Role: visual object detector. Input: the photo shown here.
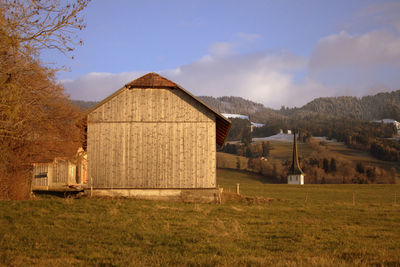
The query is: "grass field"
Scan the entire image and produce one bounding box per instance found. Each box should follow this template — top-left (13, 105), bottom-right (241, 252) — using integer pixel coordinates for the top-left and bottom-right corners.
top-left (1, 169), bottom-right (399, 266)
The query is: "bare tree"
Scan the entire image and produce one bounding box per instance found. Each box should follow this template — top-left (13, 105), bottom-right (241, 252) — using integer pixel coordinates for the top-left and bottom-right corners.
top-left (1, 0), bottom-right (89, 54)
top-left (0, 0), bottom-right (89, 199)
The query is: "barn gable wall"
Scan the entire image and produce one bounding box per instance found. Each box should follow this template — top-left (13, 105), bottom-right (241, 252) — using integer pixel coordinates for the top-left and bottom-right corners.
top-left (88, 88), bottom-right (215, 123)
top-left (87, 87), bottom-right (216, 189)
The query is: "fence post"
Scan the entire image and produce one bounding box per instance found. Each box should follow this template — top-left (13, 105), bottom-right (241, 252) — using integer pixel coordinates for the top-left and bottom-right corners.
top-left (218, 187), bottom-right (223, 204)
top-left (90, 175), bottom-right (93, 197)
top-left (236, 183), bottom-right (240, 195)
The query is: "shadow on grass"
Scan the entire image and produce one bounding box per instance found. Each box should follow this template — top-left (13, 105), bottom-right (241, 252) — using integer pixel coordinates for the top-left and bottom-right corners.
top-left (33, 190), bottom-right (84, 199)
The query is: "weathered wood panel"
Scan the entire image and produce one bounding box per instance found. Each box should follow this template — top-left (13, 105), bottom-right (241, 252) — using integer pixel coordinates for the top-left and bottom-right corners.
top-left (87, 87), bottom-right (217, 189)
top-left (87, 88), bottom-right (215, 123)
top-left (32, 163), bottom-right (50, 187)
top-left (32, 160), bottom-right (78, 188)
top-left (52, 160), bottom-right (76, 185)
top-left (87, 121), bottom-right (216, 189)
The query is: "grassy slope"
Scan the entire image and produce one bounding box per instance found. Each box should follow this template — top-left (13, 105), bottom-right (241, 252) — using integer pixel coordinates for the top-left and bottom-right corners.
top-left (217, 141), bottom-right (313, 168)
top-left (1, 170), bottom-right (399, 266)
top-left (221, 139), bottom-right (400, 179)
top-left (267, 141), bottom-right (313, 162)
top-left (324, 141), bottom-right (400, 173)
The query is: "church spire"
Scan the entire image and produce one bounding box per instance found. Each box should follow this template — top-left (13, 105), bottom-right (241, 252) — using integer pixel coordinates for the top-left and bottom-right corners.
top-left (289, 128), bottom-right (304, 175)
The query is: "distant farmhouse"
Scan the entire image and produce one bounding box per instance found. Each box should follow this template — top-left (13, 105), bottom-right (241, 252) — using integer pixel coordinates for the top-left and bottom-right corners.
top-left (86, 73), bottom-right (231, 201)
top-left (372, 119), bottom-right (400, 135)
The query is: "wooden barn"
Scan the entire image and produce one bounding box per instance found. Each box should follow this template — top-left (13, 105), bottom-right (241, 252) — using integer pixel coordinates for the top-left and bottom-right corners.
top-left (86, 73), bottom-right (231, 201)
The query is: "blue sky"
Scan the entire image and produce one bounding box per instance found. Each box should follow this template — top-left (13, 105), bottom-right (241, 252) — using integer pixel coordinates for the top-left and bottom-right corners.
top-left (50, 0), bottom-right (400, 108)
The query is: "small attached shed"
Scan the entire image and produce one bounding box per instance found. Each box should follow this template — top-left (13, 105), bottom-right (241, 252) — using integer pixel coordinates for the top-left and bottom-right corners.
top-left (32, 149), bottom-right (87, 191)
top-left (86, 73), bottom-right (231, 201)
top-left (32, 159), bottom-right (77, 190)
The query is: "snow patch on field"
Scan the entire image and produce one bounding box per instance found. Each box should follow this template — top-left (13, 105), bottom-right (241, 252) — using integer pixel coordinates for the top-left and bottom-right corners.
top-left (221, 113), bottom-right (264, 128)
top-left (221, 113), bottom-right (249, 120)
top-left (251, 122), bottom-right (264, 127)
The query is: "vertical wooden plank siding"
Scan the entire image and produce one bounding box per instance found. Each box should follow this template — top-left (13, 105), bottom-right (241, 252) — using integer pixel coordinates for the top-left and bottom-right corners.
top-left (32, 163), bottom-right (49, 187)
top-left (32, 160), bottom-right (78, 187)
top-left (87, 88), bottom-right (217, 189)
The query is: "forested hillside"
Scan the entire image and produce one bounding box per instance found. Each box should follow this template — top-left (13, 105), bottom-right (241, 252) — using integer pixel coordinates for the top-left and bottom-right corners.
top-left (285, 90), bottom-right (400, 121)
top-left (72, 100), bottom-right (99, 110)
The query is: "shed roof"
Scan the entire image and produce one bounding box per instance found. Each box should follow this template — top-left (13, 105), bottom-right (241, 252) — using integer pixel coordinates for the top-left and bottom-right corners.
top-left (88, 73), bottom-right (231, 146)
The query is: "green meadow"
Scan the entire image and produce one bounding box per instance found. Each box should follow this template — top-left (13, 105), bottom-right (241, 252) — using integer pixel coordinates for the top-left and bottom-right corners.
top-left (0, 169), bottom-right (399, 266)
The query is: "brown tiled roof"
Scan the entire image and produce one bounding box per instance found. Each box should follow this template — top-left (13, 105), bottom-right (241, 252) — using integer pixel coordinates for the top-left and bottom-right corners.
top-left (125, 73), bottom-right (177, 88)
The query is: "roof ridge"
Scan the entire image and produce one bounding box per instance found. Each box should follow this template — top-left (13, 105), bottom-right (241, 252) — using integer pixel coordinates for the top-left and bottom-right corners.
top-left (125, 72), bottom-right (178, 88)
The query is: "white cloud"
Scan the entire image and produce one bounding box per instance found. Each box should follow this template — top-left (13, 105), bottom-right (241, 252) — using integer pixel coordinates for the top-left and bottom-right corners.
top-left (63, 28), bottom-right (400, 109)
top-left (63, 48), bottom-right (326, 109)
top-left (63, 71), bottom-right (145, 101)
top-left (309, 30), bottom-right (400, 95)
top-left (161, 50), bottom-right (313, 109)
top-left (208, 42), bottom-right (236, 57)
top-left (357, 2), bottom-right (400, 33)
top-left (310, 30), bottom-right (400, 69)
top-left (63, 3), bottom-right (400, 110)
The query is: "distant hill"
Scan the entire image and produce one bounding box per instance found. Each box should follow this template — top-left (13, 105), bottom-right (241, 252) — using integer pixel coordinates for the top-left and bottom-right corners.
top-left (198, 96), bottom-right (264, 114)
top-left (287, 90), bottom-right (400, 121)
top-left (201, 91), bottom-right (400, 122)
top-left (72, 100), bottom-right (98, 110)
top-left (72, 89), bottom-right (400, 122)
top-left (198, 96), bottom-right (285, 123)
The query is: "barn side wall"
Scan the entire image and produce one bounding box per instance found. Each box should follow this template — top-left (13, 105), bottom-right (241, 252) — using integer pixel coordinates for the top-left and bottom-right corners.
top-left (87, 88), bottom-right (217, 189)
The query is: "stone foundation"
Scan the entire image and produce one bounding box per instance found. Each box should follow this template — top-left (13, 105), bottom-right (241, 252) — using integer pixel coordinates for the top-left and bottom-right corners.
top-left (86, 188), bottom-right (219, 203)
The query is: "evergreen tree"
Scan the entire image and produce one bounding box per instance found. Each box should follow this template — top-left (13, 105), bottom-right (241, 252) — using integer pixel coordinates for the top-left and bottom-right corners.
top-left (241, 127), bottom-right (252, 145)
top-left (245, 147), bottom-right (253, 158)
top-left (356, 162), bottom-right (365, 174)
top-left (262, 141), bottom-right (271, 157)
top-left (330, 158), bottom-right (337, 172)
top-left (323, 158), bottom-right (329, 173)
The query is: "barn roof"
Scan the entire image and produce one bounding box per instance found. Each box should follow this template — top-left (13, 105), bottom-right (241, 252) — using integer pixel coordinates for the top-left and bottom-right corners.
top-left (88, 73), bottom-right (231, 146)
top-left (125, 72), bottom-right (177, 88)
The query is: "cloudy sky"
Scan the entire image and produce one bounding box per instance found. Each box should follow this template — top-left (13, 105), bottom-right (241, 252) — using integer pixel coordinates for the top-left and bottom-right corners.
top-left (46, 0), bottom-right (400, 109)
